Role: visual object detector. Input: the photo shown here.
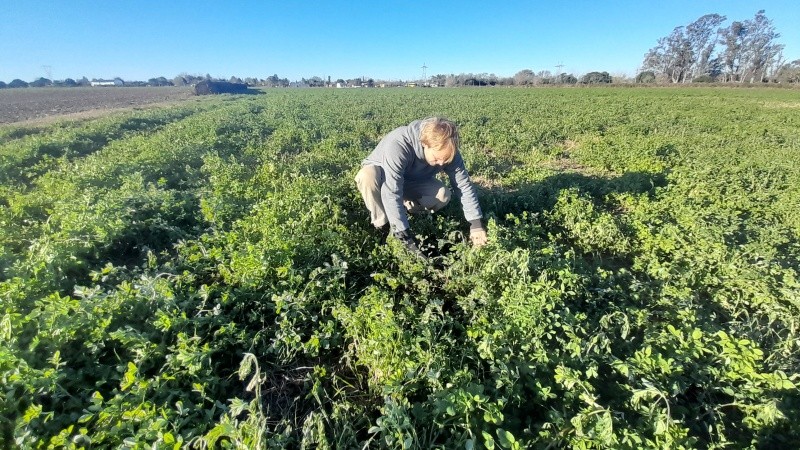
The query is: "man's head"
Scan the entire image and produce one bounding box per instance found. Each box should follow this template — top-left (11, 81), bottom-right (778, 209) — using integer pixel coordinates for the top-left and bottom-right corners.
top-left (420, 117), bottom-right (459, 166)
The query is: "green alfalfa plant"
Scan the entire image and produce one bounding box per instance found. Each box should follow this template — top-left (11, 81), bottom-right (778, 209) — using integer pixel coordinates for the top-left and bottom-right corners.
top-left (363, 396), bottom-right (421, 450)
top-left (334, 287), bottom-right (425, 392)
top-left (270, 256), bottom-right (349, 362)
top-left (192, 353), bottom-right (272, 450)
top-left (0, 104), bottom-right (211, 186)
top-left (198, 152), bottom-right (260, 229)
top-left (548, 188), bottom-right (632, 257)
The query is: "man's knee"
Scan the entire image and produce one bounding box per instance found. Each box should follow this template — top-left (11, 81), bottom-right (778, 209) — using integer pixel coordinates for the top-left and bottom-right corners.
top-left (420, 186), bottom-right (451, 212)
top-left (355, 165), bottom-right (382, 190)
top-left (437, 186), bottom-right (452, 206)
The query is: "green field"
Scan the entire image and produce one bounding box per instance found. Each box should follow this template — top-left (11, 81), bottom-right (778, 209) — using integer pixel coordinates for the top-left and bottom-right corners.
top-left (2, 87), bottom-right (799, 449)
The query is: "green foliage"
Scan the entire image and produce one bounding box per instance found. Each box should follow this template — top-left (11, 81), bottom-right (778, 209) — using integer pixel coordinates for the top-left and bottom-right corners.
top-left (580, 72), bottom-right (613, 84)
top-left (2, 87), bottom-right (799, 448)
top-left (636, 71), bottom-right (657, 83)
top-left (693, 75), bottom-right (716, 83)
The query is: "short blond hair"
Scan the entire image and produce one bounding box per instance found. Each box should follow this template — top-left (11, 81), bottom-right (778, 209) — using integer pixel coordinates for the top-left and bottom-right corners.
top-left (420, 117), bottom-right (459, 164)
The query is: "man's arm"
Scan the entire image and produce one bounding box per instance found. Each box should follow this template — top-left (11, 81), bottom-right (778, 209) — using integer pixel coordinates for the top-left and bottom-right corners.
top-left (445, 153), bottom-right (482, 222)
top-left (445, 153), bottom-right (487, 246)
top-left (380, 143), bottom-right (412, 232)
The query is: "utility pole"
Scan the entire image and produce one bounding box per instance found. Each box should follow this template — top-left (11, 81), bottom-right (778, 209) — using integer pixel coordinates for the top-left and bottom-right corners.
top-left (421, 63), bottom-right (428, 86)
top-left (555, 62), bottom-right (564, 83)
top-left (42, 65), bottom-right (52, 81)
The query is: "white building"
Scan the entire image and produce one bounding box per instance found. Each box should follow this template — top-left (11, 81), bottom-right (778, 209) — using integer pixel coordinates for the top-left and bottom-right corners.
top-left (91, 78), bottom-right (124, 87)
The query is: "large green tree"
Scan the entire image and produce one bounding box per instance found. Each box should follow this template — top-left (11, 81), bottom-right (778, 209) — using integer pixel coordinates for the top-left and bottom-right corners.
top-left (513, 69), bottom-right (535, 85)
top-left (687, 14), bottom-right (727, 79)
top-left (580, 71), bottom-right (612, 84)
top-left (643, 11), bottom-right (785, 83)
top-left (775, 59), bottom-right (800, 83)
top-left (739, 10), bottom-right (784, 82)
top-left (30, 77), bottom-right (53, 87)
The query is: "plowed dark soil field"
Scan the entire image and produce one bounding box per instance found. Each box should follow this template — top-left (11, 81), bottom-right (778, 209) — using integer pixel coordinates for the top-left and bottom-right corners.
top-left (0, 86), bottom-right (195, 125)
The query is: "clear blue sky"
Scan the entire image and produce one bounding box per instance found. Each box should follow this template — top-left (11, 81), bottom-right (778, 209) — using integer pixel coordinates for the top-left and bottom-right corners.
top-left (2, 1), bottom-right (798, 83)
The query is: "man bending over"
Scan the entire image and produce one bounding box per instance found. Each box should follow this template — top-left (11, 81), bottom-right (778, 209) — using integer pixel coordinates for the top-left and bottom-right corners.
top-left (355, 117), bottom-right (487, 254)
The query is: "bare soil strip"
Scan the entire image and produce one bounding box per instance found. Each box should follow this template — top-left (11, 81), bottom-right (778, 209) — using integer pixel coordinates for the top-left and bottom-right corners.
top-left (0, 87), bottom-right (196, 126)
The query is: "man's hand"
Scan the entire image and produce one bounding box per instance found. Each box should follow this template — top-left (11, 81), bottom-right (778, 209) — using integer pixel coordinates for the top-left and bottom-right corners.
top-left (470, 228), bottom-right (488, 247)
top-left (394, 230), bottom-right (426, 258)
top-left (468, 219), bottom-right (488, 247)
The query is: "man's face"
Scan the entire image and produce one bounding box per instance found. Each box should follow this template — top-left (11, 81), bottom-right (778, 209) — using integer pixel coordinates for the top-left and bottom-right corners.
top-left (424, 147), bottom-right (447, 167)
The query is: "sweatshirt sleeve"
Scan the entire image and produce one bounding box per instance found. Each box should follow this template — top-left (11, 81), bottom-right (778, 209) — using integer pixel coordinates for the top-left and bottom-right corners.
top-left (380, 138), bottom-right (413, 232)
top-left (445, 152), bottom-right (483, 223)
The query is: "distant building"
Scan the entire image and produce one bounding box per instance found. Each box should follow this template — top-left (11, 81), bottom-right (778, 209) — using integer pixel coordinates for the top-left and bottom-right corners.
top-left (91, 78), bottom-right (124, 87)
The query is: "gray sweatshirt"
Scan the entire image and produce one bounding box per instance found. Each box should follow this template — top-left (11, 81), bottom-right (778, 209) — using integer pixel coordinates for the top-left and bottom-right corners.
top-left (362, 119), bottom-right (483, 232)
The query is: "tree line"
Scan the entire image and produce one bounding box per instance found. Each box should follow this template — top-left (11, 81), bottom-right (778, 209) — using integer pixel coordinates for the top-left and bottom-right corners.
top-left (640, 10), bottom-right (799, 83)
top-left (0, 71), bottom-right (607, 89)
top-left (3, 9), bottom-right (798, 90)
top-left (0, 74), bottom-right (291, 89)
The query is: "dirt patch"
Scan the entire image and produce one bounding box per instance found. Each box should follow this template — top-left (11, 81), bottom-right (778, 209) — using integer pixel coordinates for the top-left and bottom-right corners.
top-left (0, 86), bottom-right (196, 125)
top-left (541, 139), bottom-right (615, 177)
top-left (762, 101), bottom-right (800, 109)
